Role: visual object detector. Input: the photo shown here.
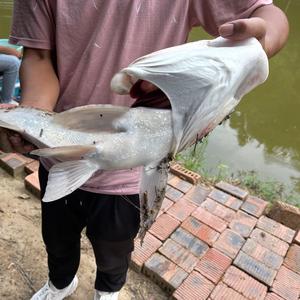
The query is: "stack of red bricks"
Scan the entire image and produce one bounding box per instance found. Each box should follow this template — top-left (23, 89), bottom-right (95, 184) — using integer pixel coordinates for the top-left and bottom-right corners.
top-left (0, 151), bottom-right (40, 197)
top-left (1, 152), bottom-right (300, 300)
top-left (131, 168), bottom-right (300, 300)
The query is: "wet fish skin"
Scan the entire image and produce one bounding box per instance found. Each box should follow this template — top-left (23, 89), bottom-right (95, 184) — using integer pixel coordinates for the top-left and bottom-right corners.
top-left (112, 37), bottom-right (269, 238)
top-left (0, 105), bottom-right (173, 199)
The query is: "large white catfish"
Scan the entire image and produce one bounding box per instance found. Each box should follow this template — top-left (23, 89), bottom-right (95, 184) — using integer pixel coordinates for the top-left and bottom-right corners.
top-left (0, 37), bottom-right (268, 237)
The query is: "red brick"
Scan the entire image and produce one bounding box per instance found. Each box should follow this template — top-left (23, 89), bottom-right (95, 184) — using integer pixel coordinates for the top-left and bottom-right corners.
top-left (24, 160), bottom-right (40, 174)
top-left (0, 153), bottom-right (27, 176)
top-left (210, 283), bottom-right (248, 300)
top-left (242, 239), bottom-right (283, 270)
top-left (265, 293), bottom-right (285, 300)
top-left (284, 244), bottom-right (300, 274)
top-left (144, 253), bottom-right (188, 293)
top-left (170, 163), bottom-right (201, 184)
top-left (168, 176), bottom-right (193, 193)
top-left (209, 188), bottom-right (230, 202)
top-left (172, 271), bottom-right (215, 300)
top-left (24, 171), bottom-right (41, 198)
top-left (182, 216), bottom-right (220, 246)
top-left (149, 213), bottom-right (180, 241)
top-left (171, 227), bottom-right (209, 257)
top-left (165, 185), bottom-right (184, 202)
top-left (229, 211), bottom-right (257, 238)
top-left (208, 188), bottom-right (242, 210)
top-left (168, 172), bottom-right (175, 181)
top-left (223, 266), bottom-right (268, 300)
top-left (195, 248), bottom-right (232, 284)
top-left (157, 198), bottom-right (174, 217)
top-left (159, 239), bottom-right (198, 273)
top-left (215, 181), bottom-right (249, 200)
top-left (192, 206), bottom-right (227, 233)
top-left (18, 153), bottom-right (34, 164)
top-left (131, 233), bottom-right (162, 272)
top-left (167, 198), bottom-right (197, 222)
top-left (201, 198), bottom-right (236, 222)
top-left (221, 196), bottom-right (243, 211)
top-left (213, 229), bottom-right (245, 259)
top-left (257, 216), bottom-right (295, 243)
top-left (271, 265), bottom-right (300, 300)
top-left (250, 229), bottom-right (289, 257)
top-left (241, 195), bottom-right (268, 217)
top-left (266, 201), bottom-right (300, 232)
top-left (234, 251), bottom-right (277, 286)
top-left (183, 185), bottom-right (210, 205)
top-left (295, 230), bottom-right (300, 245)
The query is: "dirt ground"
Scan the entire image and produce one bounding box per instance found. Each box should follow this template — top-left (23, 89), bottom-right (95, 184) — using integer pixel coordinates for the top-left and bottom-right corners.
top-left (0, 168), bottom-right (168, 300)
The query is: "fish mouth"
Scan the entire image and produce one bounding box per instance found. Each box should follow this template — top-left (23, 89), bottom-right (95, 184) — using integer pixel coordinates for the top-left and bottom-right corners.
top-left (131, 82), bottom-right (172, 110)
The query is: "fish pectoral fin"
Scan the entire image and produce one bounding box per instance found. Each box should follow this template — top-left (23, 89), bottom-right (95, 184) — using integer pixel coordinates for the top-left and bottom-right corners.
top-left (52, 105), bottom-right (130, 132)
top-left (42, 160), bottom-right (99, 202)
top-left (0, 120), bottom-right (22, 133)
top-left (31, 145), bottom-right (97, 160)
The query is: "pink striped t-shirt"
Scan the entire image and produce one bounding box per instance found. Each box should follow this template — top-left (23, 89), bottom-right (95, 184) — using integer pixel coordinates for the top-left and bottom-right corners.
top-left (10, 0), bottom-right (272, 195)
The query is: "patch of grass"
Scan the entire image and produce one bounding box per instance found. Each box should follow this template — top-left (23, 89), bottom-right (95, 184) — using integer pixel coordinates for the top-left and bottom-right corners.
top-left (175, 143), bottom-right (300, 208)
top-left (175, 138), bottom-right (208, 173)
top-left (234, 170), bottom-right (284, 203)
top-left (234, 170), bottom-right (300, 208)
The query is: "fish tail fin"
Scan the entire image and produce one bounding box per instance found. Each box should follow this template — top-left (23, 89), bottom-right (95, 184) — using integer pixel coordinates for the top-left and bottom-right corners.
top-left (42, 160), bottom-right (99, 202)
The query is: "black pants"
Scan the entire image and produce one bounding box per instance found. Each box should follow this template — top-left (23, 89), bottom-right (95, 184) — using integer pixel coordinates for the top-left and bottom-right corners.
top-left (38, 165), bottom-right (140, 292)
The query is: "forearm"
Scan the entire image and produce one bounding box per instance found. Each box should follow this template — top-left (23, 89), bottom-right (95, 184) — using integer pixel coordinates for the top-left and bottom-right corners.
top-left (0, 45), bottom-right (13, 55)
top-left (20, 48), bottom-right (60, 111)
top-left (251, 4), bottom-right (289, 57)
top-left (0, 45), bottom-right (21, 57)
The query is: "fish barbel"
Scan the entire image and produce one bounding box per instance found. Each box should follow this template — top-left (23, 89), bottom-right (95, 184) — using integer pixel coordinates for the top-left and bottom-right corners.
top-left (0, 37), bottom-right (269, 238)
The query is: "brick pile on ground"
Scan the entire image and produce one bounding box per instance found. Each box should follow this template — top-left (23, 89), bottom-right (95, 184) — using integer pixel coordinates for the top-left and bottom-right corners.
top-left (1, 152), bottom-right (300, 300)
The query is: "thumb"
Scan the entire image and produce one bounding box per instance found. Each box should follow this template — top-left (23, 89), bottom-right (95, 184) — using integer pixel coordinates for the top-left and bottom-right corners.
top-left (219, 17), bottom-right (266, 41)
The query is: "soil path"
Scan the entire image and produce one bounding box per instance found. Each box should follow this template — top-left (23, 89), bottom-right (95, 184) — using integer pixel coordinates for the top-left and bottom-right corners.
top-left (0, 168), bottom-right (167, 300)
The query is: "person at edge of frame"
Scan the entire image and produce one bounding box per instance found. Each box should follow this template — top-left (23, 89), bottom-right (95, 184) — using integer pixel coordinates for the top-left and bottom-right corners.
top-left (0, 1), bottom-right (288, 300)
top-left (0, 44), bottom-right (21, 104)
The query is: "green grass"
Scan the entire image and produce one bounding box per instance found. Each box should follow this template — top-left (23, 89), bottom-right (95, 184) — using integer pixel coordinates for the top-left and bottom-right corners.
top-left (175, 141), bottom-right (300, 208)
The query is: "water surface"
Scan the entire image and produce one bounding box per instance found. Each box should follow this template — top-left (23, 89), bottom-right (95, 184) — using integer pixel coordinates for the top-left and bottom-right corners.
top-left (190, 0), bottom-right (300, 196)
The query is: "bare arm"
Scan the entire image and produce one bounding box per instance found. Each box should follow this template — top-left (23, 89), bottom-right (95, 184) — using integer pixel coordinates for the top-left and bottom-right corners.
top-left (138, 4), bottom-right (288, 96)
top-left (219, 4), bottom-right (289, 58)
top-left (0, 48), bottom-right (60, 152)
top-left (20, 48), bottom-right (60, 110)
top-left (0, 45), bottom-right (22, 58)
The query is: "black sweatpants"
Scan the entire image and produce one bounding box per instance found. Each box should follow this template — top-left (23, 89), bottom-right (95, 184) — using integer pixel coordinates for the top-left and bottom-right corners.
top-left (38, 164), bottom-right (140, 292)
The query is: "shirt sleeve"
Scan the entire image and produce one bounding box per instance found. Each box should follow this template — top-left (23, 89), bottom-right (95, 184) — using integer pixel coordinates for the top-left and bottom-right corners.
top-left (190, 0), bottom-right (273, 36)
top-left (9, 0), bottom-right (55, 50)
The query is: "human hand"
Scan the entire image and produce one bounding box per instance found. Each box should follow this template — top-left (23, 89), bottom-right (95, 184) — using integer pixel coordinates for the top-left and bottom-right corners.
top-left (13, 49), bottom-right (23, 59)
top-left (0, 128), bottom-right (36, 153)
top-left (0, 104), bottom-right (36, 153)
top-left (219, 17), bottom-right (267, 50)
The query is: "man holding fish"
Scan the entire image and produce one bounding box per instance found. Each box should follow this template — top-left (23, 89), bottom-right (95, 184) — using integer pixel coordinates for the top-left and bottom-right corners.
top-left (0, 1), bottom-right (288, 299)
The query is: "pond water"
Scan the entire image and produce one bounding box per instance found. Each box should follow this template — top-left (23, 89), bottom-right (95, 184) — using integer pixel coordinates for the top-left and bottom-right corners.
top-left (190, 0), bottom-right (300, 197)
top-left (1, 1), bottom-right (299, 196)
